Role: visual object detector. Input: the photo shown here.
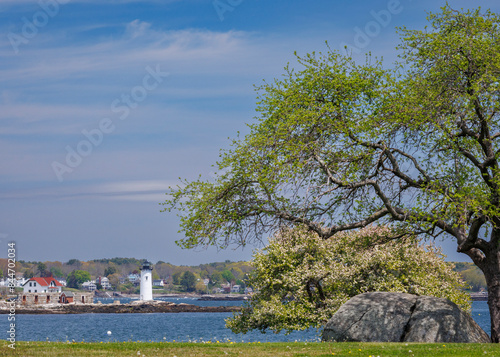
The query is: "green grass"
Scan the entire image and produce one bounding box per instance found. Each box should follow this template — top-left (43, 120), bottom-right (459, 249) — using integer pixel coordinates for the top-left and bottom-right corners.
top-left (0, 341), bottom-right (498, 356)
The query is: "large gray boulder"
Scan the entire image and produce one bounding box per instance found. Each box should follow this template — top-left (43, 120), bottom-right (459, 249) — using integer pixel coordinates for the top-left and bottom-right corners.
top-left (322, 292), bottom-right (490, 343)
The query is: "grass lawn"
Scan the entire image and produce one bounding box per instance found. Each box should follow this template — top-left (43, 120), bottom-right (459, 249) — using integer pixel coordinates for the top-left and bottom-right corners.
top-left (0, 341), bottom-right (498, 356)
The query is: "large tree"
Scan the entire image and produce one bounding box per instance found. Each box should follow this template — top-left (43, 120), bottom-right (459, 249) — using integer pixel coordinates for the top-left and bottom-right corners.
top-left (163, 6), bottom-right (500, 342)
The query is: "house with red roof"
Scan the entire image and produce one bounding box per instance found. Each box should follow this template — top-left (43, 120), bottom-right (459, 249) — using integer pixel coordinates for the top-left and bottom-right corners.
top-left (22, 277), bottom-right (63, 294)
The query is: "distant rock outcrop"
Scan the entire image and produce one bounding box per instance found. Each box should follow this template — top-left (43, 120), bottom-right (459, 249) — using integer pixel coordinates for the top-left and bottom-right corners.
top-left (0, 301), bottom-right (241, 314)
top-left (322, 292), bottom-right (490, 343)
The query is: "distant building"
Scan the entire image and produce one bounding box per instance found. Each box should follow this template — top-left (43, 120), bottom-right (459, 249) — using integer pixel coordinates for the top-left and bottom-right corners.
top-left (19, 291), bottom-right (93, 305)
top-left (96, 276), bottom-right (111, 289)
top-left (152, 279), bottom-right (164, 287)
top-left (128, 273), bottom-right (141, 285)
top-left (244, 287), bottom-right (253, 294)
top-left (82, 281), bottom-right (97, 291)
top-left (59, 291), bottom-right (74, 303)
top-left (231, 285), bottom-right (241, 293)
top-left (22, 277), bottom-right (63, 294)
top-left (55, 278), bottom-right (67, 287)
top-left (0, 277), bottom-right (28, 287)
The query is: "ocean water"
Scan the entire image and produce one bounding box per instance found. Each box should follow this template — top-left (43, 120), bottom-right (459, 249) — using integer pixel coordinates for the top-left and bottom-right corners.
top-left (2, 300), bottom-right (491, 342)
top-left (94, 296), bottom-right (247, 308)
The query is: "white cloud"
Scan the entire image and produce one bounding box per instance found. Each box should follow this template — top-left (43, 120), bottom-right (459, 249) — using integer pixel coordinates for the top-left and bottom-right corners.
top-left (125, 19), bottom-right (152, 40)
top-left (0, 179), bottom-right (177, 201)
top-left (95, 180), bottom-right (175, 194)
top-left (0, 23), bottom-right (288, 83)
top-left (0, 103), bottom-right (103, 128)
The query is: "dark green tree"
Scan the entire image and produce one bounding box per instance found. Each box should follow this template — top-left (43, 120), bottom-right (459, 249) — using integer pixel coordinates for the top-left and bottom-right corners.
top-left (50, 266), bottom-right (63, 278)
top-left (172, 272), bottom-right (183, 285)
top-left (180, 271), bottom-right (196, 292)
top-left (164, 6), bottom-right (500, 342)
top-left (104, 266), bottom-right (117, 277)
top-left (67, 270), bottom-right (91, 289)
top-left (37, 262), bottom-right (48, 277)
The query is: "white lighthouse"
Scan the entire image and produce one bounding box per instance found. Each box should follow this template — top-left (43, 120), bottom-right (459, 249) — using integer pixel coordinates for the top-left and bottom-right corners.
top-left (140, 260), bottom-right (153, 301)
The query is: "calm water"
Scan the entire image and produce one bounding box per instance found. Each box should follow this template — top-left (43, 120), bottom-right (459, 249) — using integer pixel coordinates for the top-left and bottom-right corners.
top-left (2, 300), bottom-right (491, 342)
top-left (94, 296), bottom-right (247, 308)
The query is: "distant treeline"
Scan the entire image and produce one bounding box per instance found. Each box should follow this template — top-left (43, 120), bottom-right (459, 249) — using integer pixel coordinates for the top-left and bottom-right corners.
top-left (452, 262), bottom-right (487, 291)
top-left (0, 257), bottom-right (253, 286)
top-left (0, 258), bottom-right (487, 291)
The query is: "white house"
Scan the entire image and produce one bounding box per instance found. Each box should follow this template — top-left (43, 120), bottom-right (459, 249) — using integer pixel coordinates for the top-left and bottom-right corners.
top-left (97, 276), bottom-right (111, 289)
top-left (22, 277), bottom-right (63, 293)
top-left (128, 273), bottom-right (140, 282)
top-left (82, 280), bottom-right (97, 291)
top-left (152, 279), bottom-right (164, 287)
top-left (231, 285), bottom-right (241, 293)
top-left (55, 278), bottom-right (67, 287)
top-left (16, 278), bottom-right (28, 287)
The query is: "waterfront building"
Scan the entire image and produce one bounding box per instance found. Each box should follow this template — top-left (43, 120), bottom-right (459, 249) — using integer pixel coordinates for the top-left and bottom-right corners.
top-left (82, 280), bottom-right (97, 291)
top-left (96, 276), bottom-right (112, 289)
top-left (22, 277), bottom-right (63, 293)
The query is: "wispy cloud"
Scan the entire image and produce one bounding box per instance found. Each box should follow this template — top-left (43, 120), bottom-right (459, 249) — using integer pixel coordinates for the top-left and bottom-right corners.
top-left (0, 180), bottom-right (177, 201)
top-left (0, 24), bottom-right (274, 81)
top-left (125, 19), bottom-right (151, 39)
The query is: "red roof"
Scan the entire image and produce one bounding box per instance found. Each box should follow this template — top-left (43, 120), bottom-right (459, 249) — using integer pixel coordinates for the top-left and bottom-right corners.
top-left (26, 277), bottom-right (63, 287)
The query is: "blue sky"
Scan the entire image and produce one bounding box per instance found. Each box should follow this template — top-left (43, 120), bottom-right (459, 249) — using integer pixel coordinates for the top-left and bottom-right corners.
top-left (1, 0), bottom-right (499, 265)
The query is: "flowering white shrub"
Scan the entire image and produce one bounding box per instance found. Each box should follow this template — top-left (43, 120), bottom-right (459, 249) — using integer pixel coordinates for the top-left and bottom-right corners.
top-left (226, 226), bottom-right (470, 334)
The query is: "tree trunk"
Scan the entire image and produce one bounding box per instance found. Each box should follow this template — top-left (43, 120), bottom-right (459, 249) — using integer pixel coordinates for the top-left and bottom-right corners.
top-left (484, 253), bottom-right (500, 343)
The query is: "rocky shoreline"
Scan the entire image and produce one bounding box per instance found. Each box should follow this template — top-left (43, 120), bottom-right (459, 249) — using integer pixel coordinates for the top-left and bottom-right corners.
top-left (0, 301), bottom-right (241, 314)
top-left (197, 294), bottom-right (249, 301)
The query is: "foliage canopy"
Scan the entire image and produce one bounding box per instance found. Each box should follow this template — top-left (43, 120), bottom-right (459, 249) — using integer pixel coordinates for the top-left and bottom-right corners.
top-left (163, 6), bottom-right (500, 341)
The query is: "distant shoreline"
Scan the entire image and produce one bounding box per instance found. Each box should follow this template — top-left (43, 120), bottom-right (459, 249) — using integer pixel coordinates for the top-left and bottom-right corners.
top-left (102, 293), bottom-right (250, 301)
top-left (0, 301), bottom-right (242, 314)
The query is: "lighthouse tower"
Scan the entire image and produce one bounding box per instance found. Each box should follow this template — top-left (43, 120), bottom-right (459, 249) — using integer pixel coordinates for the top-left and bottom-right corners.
top-left (140, 260), bottom-right (153, 301)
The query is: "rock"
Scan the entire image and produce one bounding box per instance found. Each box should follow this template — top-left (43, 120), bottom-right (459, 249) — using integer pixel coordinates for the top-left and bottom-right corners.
top-left (322, 292), bottom-right (490, 343)
top-left (2, 301), bottom-right (241, 314)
